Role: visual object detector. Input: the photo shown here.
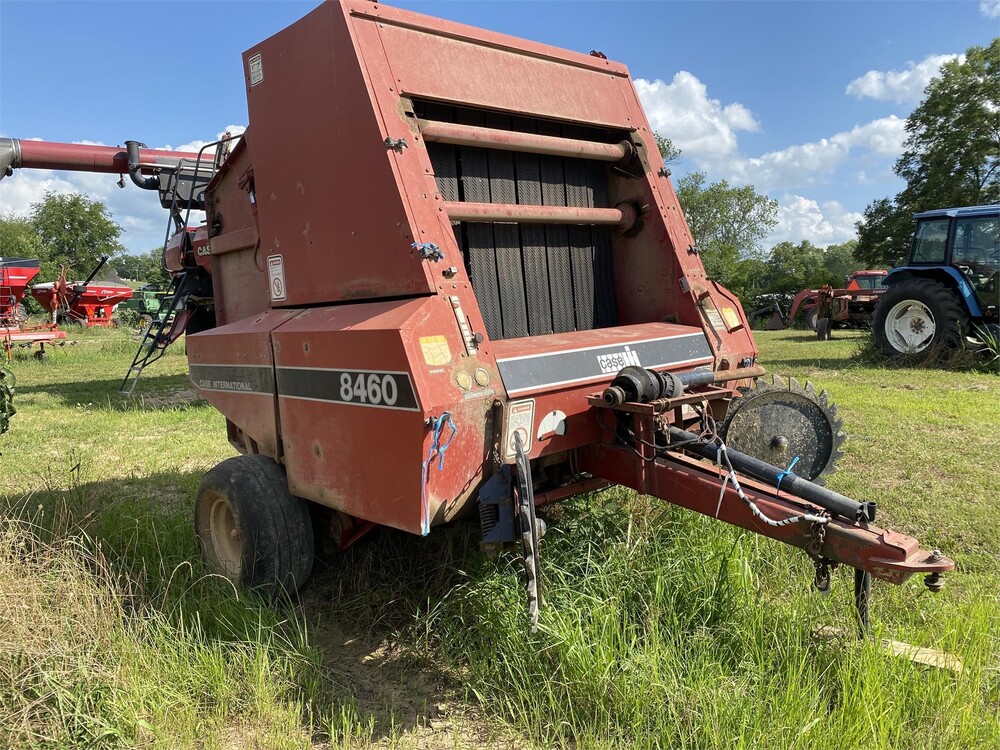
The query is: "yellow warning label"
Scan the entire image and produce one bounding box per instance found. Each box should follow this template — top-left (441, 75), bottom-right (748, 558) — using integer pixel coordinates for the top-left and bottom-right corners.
top-left (419, 335), bottom-right (452, 366)
top-left (720, 306), bottom-right (741, 329)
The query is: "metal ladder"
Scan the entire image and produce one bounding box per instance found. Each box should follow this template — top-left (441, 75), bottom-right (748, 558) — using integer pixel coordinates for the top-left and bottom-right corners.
top-left (118, 271), bottom-right (195, 396)
top-left (118, 135), bottom-right (236, 397)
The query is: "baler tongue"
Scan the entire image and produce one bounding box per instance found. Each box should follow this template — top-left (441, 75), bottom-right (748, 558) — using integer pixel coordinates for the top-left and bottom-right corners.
top-left (568, 366), bottom-right (955, 635)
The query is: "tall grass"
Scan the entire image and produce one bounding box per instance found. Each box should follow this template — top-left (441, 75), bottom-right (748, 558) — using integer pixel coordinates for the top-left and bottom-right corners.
top-left (398, 492), bottom-right (1000, 749)
top-left (2, 326), bottom-right (998, 748)
top-left (0, 515), bottom-right (323, 749)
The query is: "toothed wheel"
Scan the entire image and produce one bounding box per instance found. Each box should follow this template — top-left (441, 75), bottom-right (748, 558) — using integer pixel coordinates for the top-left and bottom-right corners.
top-left (720, 375), bottom-right (845, 484)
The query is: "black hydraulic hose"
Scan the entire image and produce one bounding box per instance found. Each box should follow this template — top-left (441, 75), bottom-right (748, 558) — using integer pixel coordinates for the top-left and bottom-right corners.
top-left (665, 425), bottom-right (875, 523)
top-left (125, 140), bottom-right (159, 190)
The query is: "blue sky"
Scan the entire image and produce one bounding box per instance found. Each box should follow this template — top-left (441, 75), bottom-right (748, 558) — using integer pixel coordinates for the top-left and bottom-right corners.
top-left (1, 0), bottom-right (997, 256)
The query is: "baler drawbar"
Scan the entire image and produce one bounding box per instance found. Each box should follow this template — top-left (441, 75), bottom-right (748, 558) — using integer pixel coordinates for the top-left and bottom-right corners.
top-left (0, 0), bottom-right (953, 635)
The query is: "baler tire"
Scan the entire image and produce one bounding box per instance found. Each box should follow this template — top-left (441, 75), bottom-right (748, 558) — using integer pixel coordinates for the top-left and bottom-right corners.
top-left (872, 279), bottom-right (967, 360)
top-left (816, 317), bottom-right (832, 341)
top-left (195, 455), bottom-right (314, 597)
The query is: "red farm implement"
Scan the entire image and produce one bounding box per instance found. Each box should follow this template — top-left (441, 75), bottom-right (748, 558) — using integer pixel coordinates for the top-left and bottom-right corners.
top-left (0, 1), bottom-right (953, 635)
top-left (1, 257), bottom-right (66, 358)
top-left (752, 270), bottom-right (888, 340)
top-left (29, 257), bottom-right (133, 328)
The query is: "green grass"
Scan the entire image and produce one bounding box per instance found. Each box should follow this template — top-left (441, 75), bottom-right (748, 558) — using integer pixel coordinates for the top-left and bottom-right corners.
top-left (1, 327), bottom-right (998, 748)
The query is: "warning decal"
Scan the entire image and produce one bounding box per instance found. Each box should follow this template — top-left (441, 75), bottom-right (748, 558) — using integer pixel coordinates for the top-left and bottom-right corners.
top-left (267, 255), bottom-right (286, 302)
top-left (504, 399), bottom-right (535, 460)
top-left (419, 335), bottom-right (452, 366)
top-left (248, 52), bottom-right (264, 86)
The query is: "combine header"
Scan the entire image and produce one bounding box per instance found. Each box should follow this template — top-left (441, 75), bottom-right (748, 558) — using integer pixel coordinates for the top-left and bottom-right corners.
top-left (0, 0), bottom-right (953, 633)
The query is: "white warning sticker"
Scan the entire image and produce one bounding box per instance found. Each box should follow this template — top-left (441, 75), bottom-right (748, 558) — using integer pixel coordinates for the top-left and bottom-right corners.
top-left (504, 399), bottom-right (535, 460)
top-left (267, 255), bottom-right (286, 302)
top-left (248, 52), bottom-right (264, 86)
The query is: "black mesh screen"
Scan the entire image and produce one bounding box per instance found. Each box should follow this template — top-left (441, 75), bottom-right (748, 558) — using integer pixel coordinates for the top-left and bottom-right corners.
top-left (421, 102), bottom-right (619, 340)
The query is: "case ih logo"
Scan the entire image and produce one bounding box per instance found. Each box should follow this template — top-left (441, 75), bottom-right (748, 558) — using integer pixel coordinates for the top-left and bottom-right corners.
top-left (596, 346), bottom-right (641, 374)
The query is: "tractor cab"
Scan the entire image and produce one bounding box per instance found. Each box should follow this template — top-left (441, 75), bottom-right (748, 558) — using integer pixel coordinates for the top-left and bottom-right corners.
top-left (909, 207), bottom-right (999, 307)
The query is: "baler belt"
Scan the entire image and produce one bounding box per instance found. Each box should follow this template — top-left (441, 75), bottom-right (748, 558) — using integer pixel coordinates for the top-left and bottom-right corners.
top-left (457, 111), bottom-right (503, 342)
top-left (422, 104), bottom-right (619, 341)
top-left (485, 114), bottom-right (529, 340)
top-left (562, 132), bottom-right (595, 332)
top-left (514, 144), bottom-right (554, 336)
top-left (537, 125), bottom-right (575, 334)
top-left (588, 161), bottom-right (618, 328)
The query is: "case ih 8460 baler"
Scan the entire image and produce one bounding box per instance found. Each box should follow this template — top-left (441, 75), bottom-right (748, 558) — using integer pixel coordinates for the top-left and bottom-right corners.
top-left (0, 0), bottom-right (952, 632)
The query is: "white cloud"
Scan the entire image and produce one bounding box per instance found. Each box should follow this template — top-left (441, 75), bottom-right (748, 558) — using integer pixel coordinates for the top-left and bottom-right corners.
top-left (846, 53), bottom-right (963, 104)
top-left (727, 116), bottom-right (906, 191)
top-left (981, 1), bottom-right (1000, 18)
top-left (0, 127), bottom-right (245, 254)
top-left (635, 72), bottom-right (759, 158)
top-left (768, 195), bottom-right (862, 247)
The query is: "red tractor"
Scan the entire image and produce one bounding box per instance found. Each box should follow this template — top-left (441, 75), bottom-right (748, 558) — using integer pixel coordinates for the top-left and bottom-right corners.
top-left (753, 270), bottom-right (888, 339)
top-left (0, 1), bottom-right (952, 634)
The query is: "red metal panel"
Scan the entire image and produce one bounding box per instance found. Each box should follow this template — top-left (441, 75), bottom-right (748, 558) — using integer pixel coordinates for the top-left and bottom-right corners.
top-left (355, 4), bottom-right (637, 129)
top-left (241, 2), bottom-right (435, 307)
top-left (187, 309), bottom-right (298, 459)
top-left (271, 296), bottom-right (497, 534)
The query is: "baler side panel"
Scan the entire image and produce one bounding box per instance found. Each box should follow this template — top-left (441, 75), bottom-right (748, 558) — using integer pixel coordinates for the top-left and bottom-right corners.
top-left (271, 297), bottom-right (495, 535)
top-left (242, 2), bottom-right (435, 308)
top-left (187, 309), bottom-right (299, 459)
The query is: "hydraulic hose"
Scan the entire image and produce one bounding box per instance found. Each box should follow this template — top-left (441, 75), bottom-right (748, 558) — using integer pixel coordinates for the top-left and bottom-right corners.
top-left (665, 425), bottom-right (874, 523)
top-left (126, 140), bottom-right (160, 190)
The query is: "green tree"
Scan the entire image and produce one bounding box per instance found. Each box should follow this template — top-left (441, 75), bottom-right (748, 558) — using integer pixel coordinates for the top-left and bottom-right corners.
top-left (29, 192), bottom-right (124, 279)
top-left (0, 212), bottom-right (44, 260)
top-left (114, 248), bottom-right (169, 287)
top-left (675, 172), bottom-right (778, 290)
top-left (763, 241), bottom-right (828, 294)
top-left (653, 132), bottom-right (682, 164)
top-left (856, 40), bottom-right (1000, 267)
top-left (823, 240), bottom-right (861, 282)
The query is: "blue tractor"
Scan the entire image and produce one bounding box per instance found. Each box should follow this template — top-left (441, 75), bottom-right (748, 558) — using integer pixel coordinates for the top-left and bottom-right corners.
top-left (873, 205), bottom-right (1000, 359)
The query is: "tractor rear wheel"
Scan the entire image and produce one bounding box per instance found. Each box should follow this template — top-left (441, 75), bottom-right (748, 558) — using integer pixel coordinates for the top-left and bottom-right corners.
top-left (872, 279), bottom-right (966, 359)
top-left (195, 454), bottom-right (314, 596)
top-left (816, 317), bottom-right (832, 341)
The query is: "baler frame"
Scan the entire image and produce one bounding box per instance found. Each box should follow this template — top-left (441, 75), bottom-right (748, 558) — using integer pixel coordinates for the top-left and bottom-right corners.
top-left (0, 0), bottom-right (955, 637)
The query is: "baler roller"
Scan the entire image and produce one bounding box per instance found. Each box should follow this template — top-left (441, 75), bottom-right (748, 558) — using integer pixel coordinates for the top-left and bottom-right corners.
top-left (443, 200), bottom-right (637, 229)
top-left (418, 119), bottom-right (634, 163)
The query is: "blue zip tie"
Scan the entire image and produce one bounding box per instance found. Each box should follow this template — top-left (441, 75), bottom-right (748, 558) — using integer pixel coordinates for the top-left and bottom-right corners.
top-left (420, 412), bottom-right (457, 535)
top-left (412, 242), bottom-right (443, 261)
top-left (775, 455), bottom-right (800, 494)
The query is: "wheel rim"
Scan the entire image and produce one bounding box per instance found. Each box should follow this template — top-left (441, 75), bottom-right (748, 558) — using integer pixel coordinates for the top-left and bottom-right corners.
top-left (207, 492), bottom-right (241, 578)
top-left (885, 299), bottom-right (935, 353)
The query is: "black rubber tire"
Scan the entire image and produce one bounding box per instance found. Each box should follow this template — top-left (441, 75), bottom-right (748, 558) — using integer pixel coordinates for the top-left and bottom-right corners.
top-left (195, 454), bottom-right (314, 596)
top-left (816, 317), bottom-right (832, 341)
top-left (804, 309), bottom-right (818, 332)
top-left (872, 279), bottom-right (967, 360)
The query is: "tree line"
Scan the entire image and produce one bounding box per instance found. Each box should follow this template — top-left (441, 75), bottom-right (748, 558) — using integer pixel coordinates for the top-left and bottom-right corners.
top-left (0, 193), bottom-right (168, 288)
